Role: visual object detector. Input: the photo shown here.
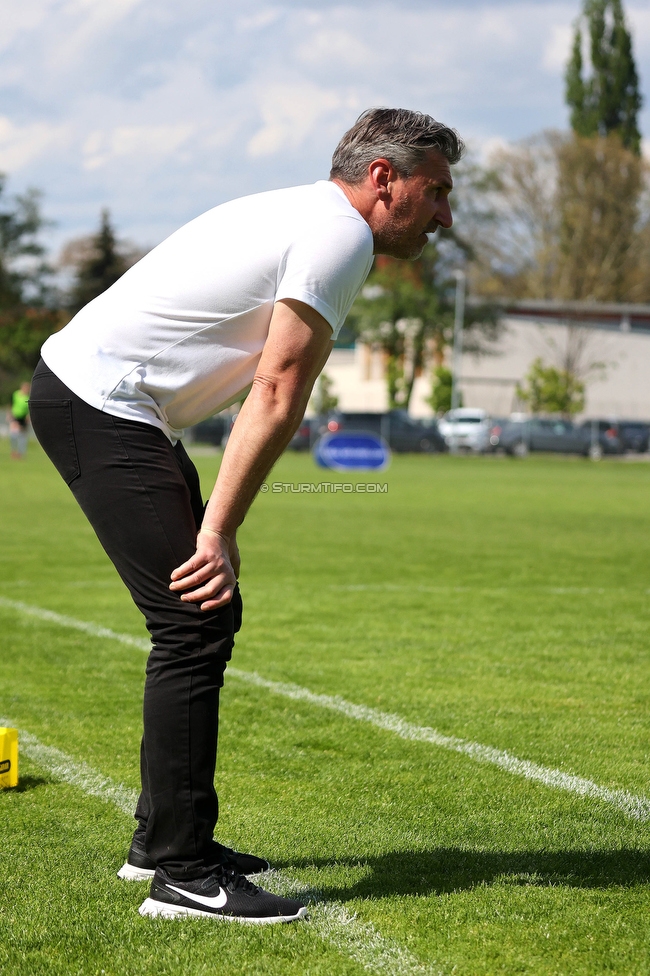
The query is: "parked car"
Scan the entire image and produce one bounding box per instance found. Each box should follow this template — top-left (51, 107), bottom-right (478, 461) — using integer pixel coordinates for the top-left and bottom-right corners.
top-left (578, 420), bottom-right (626, 458)
top-left (305, 410), bottom-right (446, 453)
top-left (618, 421), bottom-right (650, 453)
top-left (438, 408), bottom-right (491, 452)
top-left (501, 418), bottom-right (591, 456)
top-left (485, 417), bottom-right (510, 451)
top-left (189, 413), bottom-right (233, 446)
top-left (288, 417), bottom-right (314, 451)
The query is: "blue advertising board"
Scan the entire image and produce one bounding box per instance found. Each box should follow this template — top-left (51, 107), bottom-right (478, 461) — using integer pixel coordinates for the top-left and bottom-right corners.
top-left (313, 431), bottom-right (391, 471)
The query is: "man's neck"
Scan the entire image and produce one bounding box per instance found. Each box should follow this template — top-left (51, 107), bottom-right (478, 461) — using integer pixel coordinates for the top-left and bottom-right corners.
top-left (329, 178), bottom-right (375, 224)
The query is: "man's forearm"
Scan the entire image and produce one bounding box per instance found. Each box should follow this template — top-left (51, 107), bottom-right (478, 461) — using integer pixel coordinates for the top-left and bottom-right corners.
top-left (200, 298), bottom-right (333, 540)
top-left (169, 299), bottom-right (332, 610)
top-left (201, 379), bottom-right (309, 539)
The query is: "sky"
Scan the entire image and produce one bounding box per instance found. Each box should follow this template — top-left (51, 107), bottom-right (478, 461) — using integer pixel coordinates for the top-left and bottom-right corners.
top-left (1, 0), bottom-right (649, 254)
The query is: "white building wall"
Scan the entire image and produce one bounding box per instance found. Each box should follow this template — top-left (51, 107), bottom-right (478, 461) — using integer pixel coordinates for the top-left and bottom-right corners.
top-left (321, 316), bottom-right (650, 421)
top-left (313, 347), bottom-right (440, 418)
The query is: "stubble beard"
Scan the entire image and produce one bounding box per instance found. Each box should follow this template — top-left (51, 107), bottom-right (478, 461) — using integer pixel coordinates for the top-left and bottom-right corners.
top-left (372, 197), bottom-right (429, 260)
top-left (375, 234), bottom-right (426, 260)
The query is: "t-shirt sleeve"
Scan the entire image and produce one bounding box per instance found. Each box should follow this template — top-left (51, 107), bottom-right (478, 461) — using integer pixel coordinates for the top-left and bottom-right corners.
top-left (274, 215), bottom-right (374, 338)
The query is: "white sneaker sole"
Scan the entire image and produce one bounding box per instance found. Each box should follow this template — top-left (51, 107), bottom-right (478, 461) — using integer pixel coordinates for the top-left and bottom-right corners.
top-left (117, 862), bottom-right (155, 881)
top-left (138, 897), bottom-right (308, 924)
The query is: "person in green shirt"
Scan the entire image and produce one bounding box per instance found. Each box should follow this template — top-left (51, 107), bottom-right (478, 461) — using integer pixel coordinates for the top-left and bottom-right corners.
top-left (8, 382), bottom-right (30, 459)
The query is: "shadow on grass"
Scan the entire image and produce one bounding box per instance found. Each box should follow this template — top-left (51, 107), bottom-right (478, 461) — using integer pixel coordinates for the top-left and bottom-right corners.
top-left (279, 848), bottom-right (650, 898)
top-left (3, 776), bottom-right (50, 793)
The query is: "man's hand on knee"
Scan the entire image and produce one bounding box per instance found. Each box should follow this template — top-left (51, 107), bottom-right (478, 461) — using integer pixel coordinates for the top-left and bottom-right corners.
top-left (170, 528), bottom-right (238, 611)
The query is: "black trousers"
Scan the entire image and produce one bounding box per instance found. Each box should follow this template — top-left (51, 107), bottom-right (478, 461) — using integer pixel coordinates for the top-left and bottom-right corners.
top-left (30, 360), bottom-right (241, 879)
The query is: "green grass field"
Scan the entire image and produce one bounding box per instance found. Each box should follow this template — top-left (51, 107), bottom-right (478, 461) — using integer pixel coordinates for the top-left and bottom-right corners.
top-left (1, 441), bottom-right (650, 975)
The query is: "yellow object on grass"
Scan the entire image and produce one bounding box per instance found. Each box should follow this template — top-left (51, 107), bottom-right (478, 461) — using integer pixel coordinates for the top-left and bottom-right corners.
top-left (0, 728), bottom-right (18, 787)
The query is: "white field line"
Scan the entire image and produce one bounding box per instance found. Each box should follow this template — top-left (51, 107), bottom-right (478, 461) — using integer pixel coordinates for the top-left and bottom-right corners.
top-left (226, 670), bottom-right (650, 821)
top-left (0, 715), bottom-right (138, 815)
top-left (1, 717), bottom-right (440, 976)
top-left (259, 870), bottom-right (441, 976)
top-left (330, 584), bottom-right (626, 595)
top-left (3, 596), bottom-right (650, 821)
top-left (0, 596), bottom-right (151, 651)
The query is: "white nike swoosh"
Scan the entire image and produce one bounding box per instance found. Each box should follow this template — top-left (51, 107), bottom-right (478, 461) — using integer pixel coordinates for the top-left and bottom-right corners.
top-left (166, 883), bottom-right (228, 909)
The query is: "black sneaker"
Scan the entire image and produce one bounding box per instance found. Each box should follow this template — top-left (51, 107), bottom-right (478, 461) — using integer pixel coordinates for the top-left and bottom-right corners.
top-left (117, 839), bottom-right (156, 880)
top-left (117, 837), bottom-right (270, 881)
top-left (220, 845), bottom-right (271, 877)
top-left (139, 864), bottom-right (307, 923)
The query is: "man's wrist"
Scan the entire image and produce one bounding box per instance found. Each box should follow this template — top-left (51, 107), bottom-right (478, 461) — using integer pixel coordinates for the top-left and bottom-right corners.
top-left (198, 526), bottom-right (231, 543)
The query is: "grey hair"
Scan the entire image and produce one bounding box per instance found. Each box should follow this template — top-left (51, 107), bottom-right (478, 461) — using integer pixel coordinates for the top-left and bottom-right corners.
top-left (330, 107), bottom-right (465, 184)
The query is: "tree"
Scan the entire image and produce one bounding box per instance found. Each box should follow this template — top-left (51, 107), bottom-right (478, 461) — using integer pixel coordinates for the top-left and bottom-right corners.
top-left (0, 176), bottom-right (63, 385)
top-left (555, 132), bottom-right (644, 301)
top-left (348, 244), bottom-right (499, 412)
top-left (310, 372), bottom-right (339, 414)
top-left (625, 190), bottom-right (650, 303)
top-left (455, 2), bottom-right (647, 311)
top-left (349, 253), bottom-right (443, 411)
top-left (0, 179), bottom-right (55, 312)
top-left (468, 134), bottom-right (561, 300)
top-left (516, 357), bottom-right (585, 417)
top-left (427, 366), bottom-right (459, 415)
top-left (566, 0), bottom-right (642, 155)
top-left (64, 209), bottom-right (142, 314)
top-left (471, 130), bottom-right (649, 303)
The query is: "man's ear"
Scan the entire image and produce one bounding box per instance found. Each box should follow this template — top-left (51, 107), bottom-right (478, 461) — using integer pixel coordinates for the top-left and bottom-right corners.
top-left (367, 159), bottom-right (395, 201)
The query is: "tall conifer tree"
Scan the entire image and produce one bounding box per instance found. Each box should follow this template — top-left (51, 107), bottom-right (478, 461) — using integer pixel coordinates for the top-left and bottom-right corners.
top-left (69, 209), bottom-right (129, 313)
top-left (565, 0), bottom-right (642, 154)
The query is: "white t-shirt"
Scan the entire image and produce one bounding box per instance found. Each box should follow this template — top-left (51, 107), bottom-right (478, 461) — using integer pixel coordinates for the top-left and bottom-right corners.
top-left (42, 181), bottom-right (373, 442)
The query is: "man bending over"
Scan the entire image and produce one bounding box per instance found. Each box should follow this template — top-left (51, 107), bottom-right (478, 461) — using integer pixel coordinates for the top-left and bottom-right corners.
top-left (30, 107), bottom-right (462, 923)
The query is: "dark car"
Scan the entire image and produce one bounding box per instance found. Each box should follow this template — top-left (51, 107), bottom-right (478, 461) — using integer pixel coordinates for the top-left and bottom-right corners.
top-left (618, 421), bottom-right (650, 453)
top-left (501, 418), bottom-right (591, 457)
top-left (189, 413), bottom-right (232, 446)
top-left (579, 420), bottom-right (626, 458)
top-left (288, 417), bottom-right (314, 451)
top-left (310, 410), bottom-right (446, 453)
top-left (485, 418), bottom-right (510, 452)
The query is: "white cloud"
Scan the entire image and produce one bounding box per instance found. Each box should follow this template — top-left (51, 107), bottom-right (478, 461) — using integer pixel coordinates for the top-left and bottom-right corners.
top-left (475, 135), bottom-right (511, 163)
top-left (296, 28), bottom-right (374, 68)
top-left (0, 0), bottom-right (51, 54)
top-left (0, 0), bottom-right (647, 251)
top-left (476, 10), bottom-right (519, 45)
top-left (43, 0), bottom-right (147, 75)
top-left (236, 9), bottom-right (282, 32)
top-left (0, 116), bottom-right (70, 171)
top-left (543, 24), bottom-right (573, 74)
top-left (247, 82), bottom-right (348, 157)
top-left (82, 123), bottom-right (195, 170)
top-left (628, 8), bottom-right (650, 58)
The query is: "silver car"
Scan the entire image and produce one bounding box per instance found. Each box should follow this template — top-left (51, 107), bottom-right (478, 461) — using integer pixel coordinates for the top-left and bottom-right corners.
top-left (438, 408), bottom-right (491, 452)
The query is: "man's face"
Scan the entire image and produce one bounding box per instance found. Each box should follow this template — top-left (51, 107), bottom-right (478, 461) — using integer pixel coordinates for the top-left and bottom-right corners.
top-left (373, 149), bottom-right (454, 259)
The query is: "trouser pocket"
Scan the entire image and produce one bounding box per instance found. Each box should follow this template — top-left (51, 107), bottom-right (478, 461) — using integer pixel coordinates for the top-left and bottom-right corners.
top-left (232, 584), bottom-right (243, 634)
top-left (29, 399), bottom-right (81, 485)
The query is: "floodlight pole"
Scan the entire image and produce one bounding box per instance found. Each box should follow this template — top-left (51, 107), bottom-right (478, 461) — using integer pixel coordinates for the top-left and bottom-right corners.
top-left (450, 270), bottom-right (466, 454)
